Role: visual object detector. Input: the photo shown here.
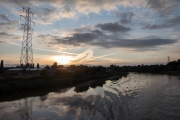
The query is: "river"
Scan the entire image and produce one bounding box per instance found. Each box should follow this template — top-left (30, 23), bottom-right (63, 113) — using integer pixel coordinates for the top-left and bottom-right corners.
top-left (0, 73), bottom-right (180, 120)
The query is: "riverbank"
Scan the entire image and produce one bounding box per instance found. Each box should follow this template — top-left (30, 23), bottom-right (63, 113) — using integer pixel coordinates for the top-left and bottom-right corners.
top-left (160, 71), bottom-right (180, 76)
top-left (0, 71), bottom-right (128, 97)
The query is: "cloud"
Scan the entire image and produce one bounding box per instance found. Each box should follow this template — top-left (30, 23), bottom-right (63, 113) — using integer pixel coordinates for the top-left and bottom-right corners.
top-left (33, 6), bottom-right (76, 24)
top-left (146, 0), bottom-right (180, 15)
top-left (1, 0), bottom-right (179, 15)
top-left (37, 30), bottom-right (100, 47)
top-left (143, 16), bottom-right (180, 29)
top-left (0, 0), bottom-right (127, 13)
top-left (1, 0), bottom-right (180, 25)
top-left (96, 22), bottom-right (131, 33)
top-left (0, 32), bottom-right (13, 36)
top-left (37, 34), bottom-right (60, 47)
top-left (0, 14), bottom-right (10, 21)
top-left (90, 38), bottom-right (177, 49)
top-left (0, 32), bottom-right (21, 41)
top-left (35, 8), bottom-right (58, 24)
top-left (0, 14), bottom-right (21, 42)
top-left (53, 32), bottom-right (98, 46)
top-left (116, 12), bottom-right (134, 24)
top-left (38, 28), bottom-right (177, 50)
top-left (0, 13), bottom-right (19, 33)
top-left (71, 49), bottom-right (93, 62)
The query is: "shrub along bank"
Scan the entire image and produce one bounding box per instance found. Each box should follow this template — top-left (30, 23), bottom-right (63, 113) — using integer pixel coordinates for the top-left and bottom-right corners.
top-left (0, 71), bottom-right (128, 95)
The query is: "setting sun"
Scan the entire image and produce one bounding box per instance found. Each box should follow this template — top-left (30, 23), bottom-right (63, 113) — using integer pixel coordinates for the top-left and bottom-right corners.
top-left (53, 56), bottom-right (74, 65)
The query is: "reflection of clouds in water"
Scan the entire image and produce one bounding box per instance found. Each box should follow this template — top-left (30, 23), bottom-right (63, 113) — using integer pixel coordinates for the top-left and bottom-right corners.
top-left (0, 98), bottom-right (34, 120)
top-left (0, 75), bottom-right (140, 120)
top-left (0, 100), bottom-right (20, 120)
top-left (0, 76), bottom-right (134, 120)
top-left (45, 80), bottom-right (138, 120)
top-left (1, 74), bottom-right (180, 119)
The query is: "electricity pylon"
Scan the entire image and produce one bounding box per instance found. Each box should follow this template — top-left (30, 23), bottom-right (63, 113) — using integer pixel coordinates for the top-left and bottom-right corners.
top-left (20, 7), bottom-right (35, 68)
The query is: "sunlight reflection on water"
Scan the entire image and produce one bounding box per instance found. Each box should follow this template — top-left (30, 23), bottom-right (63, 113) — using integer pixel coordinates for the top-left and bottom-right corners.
top-left (0, 73), bottom-right (180, 120)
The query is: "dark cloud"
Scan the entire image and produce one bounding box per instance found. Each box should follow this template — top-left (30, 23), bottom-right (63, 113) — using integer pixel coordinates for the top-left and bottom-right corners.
top-left (91, 30), bottom-right (104, 35)
top-left (116, 12), bottom-right (134, 24)
top-left (147, 0), bottom-right (180, 15)
top-left (96, 22), bottom-right (131, 33)
top-left (90, 38), bottom-right (177, 49)
top-left (54, 33), bottom-right (98, 46)
top-left (37, 31), bottom-right (98, 46)
top-left (143, 16), bottom-right (180, 29)
top-left (147, 0), bottom-right (165, 11)
top-left (38, 29), bottom-right (177, 49)
top-left (38, 8), bottom-right (56, 15)
top-left (37, 34), bottom-right (58, 39)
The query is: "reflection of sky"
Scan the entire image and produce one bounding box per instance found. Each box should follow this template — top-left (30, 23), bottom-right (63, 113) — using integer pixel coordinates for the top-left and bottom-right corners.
top-left (0, 74), bottom-right (180, 119)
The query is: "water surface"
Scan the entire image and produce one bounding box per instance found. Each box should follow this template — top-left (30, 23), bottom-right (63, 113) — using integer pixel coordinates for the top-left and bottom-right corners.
top-left (0, 73), bottom-right (180, 120)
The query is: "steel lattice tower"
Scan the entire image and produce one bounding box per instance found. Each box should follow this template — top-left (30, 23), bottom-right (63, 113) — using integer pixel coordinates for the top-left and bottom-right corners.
top-left (20, 7), bottom-right (35, 67)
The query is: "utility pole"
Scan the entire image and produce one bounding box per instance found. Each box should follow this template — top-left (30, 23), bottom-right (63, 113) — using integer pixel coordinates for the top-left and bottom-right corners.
top-left (20, 7), bottom-right (35, 68)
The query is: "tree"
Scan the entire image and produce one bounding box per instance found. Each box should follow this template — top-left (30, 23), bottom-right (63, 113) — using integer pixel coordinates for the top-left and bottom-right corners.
top-left (40, 69), bottom-right (48, 76)
top-left (52, 62), bottom-right (58, 68)
top-left (37, 63), bottom-right (40, 68)
top-left (45, 65), bottom-right (50, 70)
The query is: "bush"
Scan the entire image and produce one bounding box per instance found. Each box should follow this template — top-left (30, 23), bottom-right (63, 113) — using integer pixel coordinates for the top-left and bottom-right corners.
top-left (40, 69), bottom-right (48, 76)
top-left (0, 69), bottom-right (4, 74)
top-left (177, 65), bottom-right (180, 71)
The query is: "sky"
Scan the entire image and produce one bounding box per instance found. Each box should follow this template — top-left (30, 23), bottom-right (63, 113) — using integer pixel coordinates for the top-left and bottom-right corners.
top-left (0, 0), bottom-right (180, 66)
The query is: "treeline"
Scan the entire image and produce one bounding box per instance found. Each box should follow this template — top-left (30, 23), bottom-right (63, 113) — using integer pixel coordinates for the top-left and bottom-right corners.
top-left (0, 64), bottom-right (128, 95)
top-left (117, 59), bottom-right (180, 73)
top-left (41, 64), bottom-right (126, 79)
top-left (41, 59), bottom-right (180, 76)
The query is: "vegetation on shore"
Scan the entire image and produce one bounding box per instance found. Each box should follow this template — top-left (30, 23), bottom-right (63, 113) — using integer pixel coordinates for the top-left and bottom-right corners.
top-left (116, 59), bottom-right (180, 75)
top-left (1, 59), bottom-right (179, 96)
top-left (0, 65), bottom-right (128, 95)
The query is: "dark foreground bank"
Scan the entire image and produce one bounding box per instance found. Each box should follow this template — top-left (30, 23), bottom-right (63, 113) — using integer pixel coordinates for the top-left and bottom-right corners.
top-left (0, 71), bottom-right (128, 97)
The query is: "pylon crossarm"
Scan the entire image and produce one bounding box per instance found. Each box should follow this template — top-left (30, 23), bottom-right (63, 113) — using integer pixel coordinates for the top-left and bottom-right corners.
top-left (20, 15), bottom-right (35, 24)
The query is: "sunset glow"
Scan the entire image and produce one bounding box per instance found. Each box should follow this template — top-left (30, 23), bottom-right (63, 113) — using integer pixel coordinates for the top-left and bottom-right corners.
top-left (0, 0), bottom-right (180, 66)
top-left (53, 56), bottom-right (74, 65)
